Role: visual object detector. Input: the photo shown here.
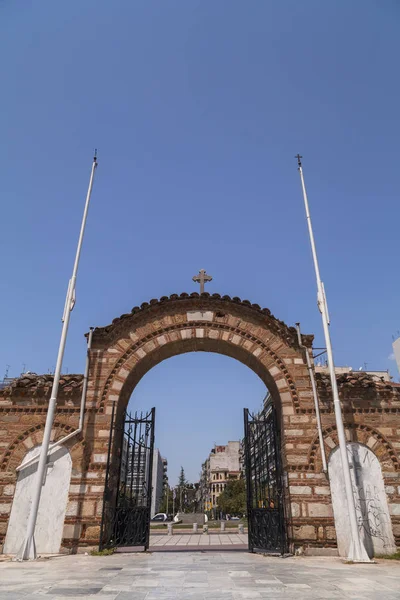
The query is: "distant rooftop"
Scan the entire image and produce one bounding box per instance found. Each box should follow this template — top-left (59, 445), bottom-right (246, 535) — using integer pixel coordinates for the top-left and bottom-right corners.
top-left (315, 365), bottom-right (391, 382)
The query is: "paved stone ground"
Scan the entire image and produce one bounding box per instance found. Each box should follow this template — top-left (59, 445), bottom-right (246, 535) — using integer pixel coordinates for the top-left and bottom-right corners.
top-left (1, 551), bottom-right (400, 600)
top-left (149, 533), bottom-right (248, 550)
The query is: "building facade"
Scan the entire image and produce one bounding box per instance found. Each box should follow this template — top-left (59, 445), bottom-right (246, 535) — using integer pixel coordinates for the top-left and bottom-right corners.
top-left (120, 442), bottom-right (165, 517)
top-left (151, 450), bottom-right (165, 518)
top-left (200, 441), bottom-right (243, 513)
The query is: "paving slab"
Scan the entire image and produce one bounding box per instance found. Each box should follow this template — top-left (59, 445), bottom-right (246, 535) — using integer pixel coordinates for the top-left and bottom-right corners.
top-left (149, 533), bottom-right (247, 551)
top-left (0, 552), bottom-right (400, 600)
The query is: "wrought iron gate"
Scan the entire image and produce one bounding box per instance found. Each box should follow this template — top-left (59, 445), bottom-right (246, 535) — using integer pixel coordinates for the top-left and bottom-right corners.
top-left (100, 405), bottom-right (155, 550)
top-left (244, 401), bottom-right (287, 554)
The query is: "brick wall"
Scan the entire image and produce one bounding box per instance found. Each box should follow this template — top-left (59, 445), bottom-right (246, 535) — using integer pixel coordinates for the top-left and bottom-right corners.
top-left (1, 294), bottom-right (399, 554)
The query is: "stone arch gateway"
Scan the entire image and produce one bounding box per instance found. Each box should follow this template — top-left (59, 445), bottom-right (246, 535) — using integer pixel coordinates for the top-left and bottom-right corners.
top-left (86, 292), bottom-right (316, 553)
top-left (1, 292), bottom-right (399, 555)
top-left (90, 293), bottom-right (313, 416)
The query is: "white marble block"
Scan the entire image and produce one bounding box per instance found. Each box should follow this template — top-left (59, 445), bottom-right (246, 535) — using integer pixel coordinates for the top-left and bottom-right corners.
top-left (328, 442), bottom-right (396, 558)
top-left (4, 445), bottom-right (72, 554)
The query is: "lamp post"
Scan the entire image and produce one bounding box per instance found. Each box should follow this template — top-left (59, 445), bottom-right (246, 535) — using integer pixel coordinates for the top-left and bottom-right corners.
top-left (296, 155), bottom-right (370, 562)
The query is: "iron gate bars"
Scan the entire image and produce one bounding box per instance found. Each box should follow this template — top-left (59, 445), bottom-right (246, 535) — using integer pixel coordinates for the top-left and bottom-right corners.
top-left (100, 404), bottom-right (155, 550)
top-left (244, 401), bottom-right (287, 554)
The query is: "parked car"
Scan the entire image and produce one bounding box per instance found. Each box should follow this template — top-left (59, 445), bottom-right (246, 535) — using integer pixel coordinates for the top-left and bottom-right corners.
top-left (230, 516), bottom-right (240, 521)
top-left (151, 513), bottom-right (168, 522)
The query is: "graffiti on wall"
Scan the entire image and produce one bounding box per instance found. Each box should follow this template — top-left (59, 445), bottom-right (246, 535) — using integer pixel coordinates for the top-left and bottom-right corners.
top-left (329, 442), bottom-right (396, 558)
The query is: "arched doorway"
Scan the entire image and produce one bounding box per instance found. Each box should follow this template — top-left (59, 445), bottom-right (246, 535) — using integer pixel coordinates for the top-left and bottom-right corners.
top-left (126, 351), bottom-right (267, 517)
top-left (87, 293), bottom-right (315, 553)
top-left (111, 351), bottom-right (283, 553)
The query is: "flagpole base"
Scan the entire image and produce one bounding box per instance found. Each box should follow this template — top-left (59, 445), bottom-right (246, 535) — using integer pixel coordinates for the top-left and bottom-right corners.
top-left (344, 538), bottom-right (373, 564)
top-left (14, 535), bottom-right (37, 561)
top-left (343, 560), bottom-right (375, 564)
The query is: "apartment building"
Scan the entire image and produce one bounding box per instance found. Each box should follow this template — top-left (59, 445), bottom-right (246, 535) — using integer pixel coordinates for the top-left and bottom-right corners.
top-left (199, 441), bottom-right (242, 512)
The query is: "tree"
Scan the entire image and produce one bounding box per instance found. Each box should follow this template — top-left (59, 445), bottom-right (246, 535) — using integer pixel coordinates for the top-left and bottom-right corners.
top-left (177, 467), bottom-right (193, 513)
top-left (217, 479), bottom-right (246, 516)
top-left (178, 467), bottom-right (187, 487)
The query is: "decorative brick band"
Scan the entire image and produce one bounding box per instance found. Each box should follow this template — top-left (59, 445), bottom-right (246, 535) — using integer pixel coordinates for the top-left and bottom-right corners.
top-left (97, 320), bottom-right (301, 413)
top-left (91, 292), bottom-right (313, 348)
top-left (0, 421), bottom-right (79, 471)
top-left (305, 424), bottom-right (400, 472)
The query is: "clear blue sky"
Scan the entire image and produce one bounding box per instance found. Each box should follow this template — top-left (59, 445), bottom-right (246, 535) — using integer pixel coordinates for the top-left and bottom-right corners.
top-left (1, 2), bottom-right (399, 484)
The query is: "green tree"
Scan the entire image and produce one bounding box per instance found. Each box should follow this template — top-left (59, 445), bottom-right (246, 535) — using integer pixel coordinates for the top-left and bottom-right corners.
top-left (178, 466), bottom-right (187, 487)
top-left (177, 467), bottom-right (192, 512)
top-left (217, 479), bottom-right (246, 516)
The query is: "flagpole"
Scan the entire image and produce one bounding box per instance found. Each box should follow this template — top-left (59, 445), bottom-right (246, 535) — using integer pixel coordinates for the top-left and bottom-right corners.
top-left (16, 152), bottom-right (98, 561)
top-left (295, 154), bottom-right (370, 562)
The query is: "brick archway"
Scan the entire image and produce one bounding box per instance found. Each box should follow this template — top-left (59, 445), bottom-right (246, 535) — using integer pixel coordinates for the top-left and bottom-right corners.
top-left (81, 293), bottom-right (322, 550)
top-left (0, 421), bottom-right (79, 473)
top-left (89, 293), bottom-right (314, 424)
top-left (311, 424), bottom-right (400, 472)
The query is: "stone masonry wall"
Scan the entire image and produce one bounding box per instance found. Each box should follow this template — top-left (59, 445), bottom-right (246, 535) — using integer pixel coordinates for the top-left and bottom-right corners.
top-left (1, 294), bottom-right (399, 554)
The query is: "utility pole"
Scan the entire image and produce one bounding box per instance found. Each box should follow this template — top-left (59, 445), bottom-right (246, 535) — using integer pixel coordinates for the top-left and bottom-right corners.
top-left (296, 155), bottom-right (370, 562)
top-left (16, 152), bottom-right (98, 560)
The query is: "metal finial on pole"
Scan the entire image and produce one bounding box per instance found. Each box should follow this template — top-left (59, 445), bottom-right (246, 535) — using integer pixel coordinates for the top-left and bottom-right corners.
top-left (296, 155), bottom-right (370, 563)
top-left (295, 154), bottom-right (302, 167)
top-left (16, 153), bottom-right (98, 561)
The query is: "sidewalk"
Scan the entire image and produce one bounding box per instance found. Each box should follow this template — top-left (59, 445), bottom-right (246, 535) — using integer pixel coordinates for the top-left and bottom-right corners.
top-left (1, 551), bottom-right (400, 599)
top-left (150, 532), bottom-right (248, 551)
